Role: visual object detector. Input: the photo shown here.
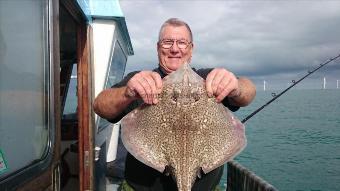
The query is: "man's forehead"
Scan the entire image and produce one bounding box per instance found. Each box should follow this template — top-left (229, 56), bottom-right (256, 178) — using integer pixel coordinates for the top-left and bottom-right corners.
top-left (160, 26), bottom-right (191, 40)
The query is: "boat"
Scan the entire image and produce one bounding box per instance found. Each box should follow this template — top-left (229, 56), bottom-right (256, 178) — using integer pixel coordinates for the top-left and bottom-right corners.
top-left (0, 0), bottom-right (276, 190)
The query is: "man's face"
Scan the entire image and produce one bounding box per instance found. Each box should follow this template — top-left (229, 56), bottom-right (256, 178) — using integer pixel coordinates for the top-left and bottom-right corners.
top-left (158, 25), bottom-right (193, 74)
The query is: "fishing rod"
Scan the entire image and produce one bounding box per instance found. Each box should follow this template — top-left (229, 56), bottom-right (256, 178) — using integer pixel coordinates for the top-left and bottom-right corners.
top-left (241, 53), bottom-right (340, 124)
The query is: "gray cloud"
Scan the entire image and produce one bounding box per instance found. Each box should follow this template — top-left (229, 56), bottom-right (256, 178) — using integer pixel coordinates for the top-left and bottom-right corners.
top-left (120, 0), bottom-right (340, 89)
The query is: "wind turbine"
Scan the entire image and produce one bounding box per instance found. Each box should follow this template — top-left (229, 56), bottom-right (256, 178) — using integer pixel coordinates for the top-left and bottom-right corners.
top-left (263, 80), bottom-right (266, 91)
top-left (323, 77), bottom-right (326, 89)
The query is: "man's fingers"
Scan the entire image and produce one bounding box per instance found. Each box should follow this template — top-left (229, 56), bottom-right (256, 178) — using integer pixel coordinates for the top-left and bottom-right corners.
top-left (216, 75), bottom-right (239, 102)
top-left (206, 68), bottom-right (240, 102)
top-left (128, 71), bottom-right (163, 104)
top-left (215, 77), bottom-right (231, 97)
top-left (142, 74), bottom-right (158, 103)
top-left (150, 72), bottom-right (163, 94)
top-left (132, 82), bottom-right (147, 102)
top-left (211, 71), bottom-right (225, 95)
top-left (216, 86), bottom-right (233, 103)
top-left (128, 73), bottom-right (151, 104)
top-left (206, 69), bottom-right (217, 97)
top-left (145, 72), bottom-right (162, 104)
top-left (206, 68), bottom-right (228, 97)
top-left (140, 76), bottom-right (157, 104)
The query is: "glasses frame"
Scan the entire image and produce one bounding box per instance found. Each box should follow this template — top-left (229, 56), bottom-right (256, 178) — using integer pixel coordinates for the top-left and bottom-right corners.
top-left (159, 39), bottom-right (192, 50)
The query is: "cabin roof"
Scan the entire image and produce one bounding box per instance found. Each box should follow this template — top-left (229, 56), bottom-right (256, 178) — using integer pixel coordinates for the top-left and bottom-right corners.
top-left (77, 0), bottom-right (124, 17)
top-left (77, 0), bottom-right (134, 55)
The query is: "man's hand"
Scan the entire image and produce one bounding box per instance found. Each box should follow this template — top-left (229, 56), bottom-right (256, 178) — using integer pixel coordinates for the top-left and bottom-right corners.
top-left (125, 71), bottom-right (163, 104)
top-left (206, 68), bottom-right (241, 103)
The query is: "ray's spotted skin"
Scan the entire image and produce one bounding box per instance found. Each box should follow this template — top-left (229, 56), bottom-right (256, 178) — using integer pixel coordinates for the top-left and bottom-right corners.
top-left (121, 63), bottom-right (246, 191)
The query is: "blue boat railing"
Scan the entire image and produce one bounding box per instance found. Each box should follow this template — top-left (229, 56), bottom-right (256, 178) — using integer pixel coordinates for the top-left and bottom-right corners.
top-left (226, 161), bottom-right (278, 191)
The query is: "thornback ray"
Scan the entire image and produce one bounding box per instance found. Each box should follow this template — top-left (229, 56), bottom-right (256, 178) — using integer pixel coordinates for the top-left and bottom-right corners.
top-left (121, 63), bottom-right (246, 191)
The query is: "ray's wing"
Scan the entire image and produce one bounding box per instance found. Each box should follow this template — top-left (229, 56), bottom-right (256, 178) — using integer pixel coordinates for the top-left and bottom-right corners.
top-left (196, 100), bottom-right (247, 174)
top-left (121, 104), bottom-right (169, 173)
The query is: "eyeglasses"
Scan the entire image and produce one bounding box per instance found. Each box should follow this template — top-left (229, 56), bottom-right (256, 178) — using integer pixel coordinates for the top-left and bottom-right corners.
top-left (159, 39), bottom-right (191, 49)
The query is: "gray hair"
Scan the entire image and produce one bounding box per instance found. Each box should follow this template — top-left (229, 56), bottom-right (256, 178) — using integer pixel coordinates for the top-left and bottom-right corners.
top-left (158, 18), bottom-right (193, 42)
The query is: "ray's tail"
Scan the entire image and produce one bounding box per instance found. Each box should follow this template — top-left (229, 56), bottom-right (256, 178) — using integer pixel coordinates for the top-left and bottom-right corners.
top-left (172, 165), bottom-right (199, 191)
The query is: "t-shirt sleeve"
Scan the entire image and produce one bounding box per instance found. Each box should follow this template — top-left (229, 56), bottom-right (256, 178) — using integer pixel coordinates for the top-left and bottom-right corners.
top-left (112, 71), bottom-right (139, 88)
top-left (221, 98), bottom-right (240, 112)
top-left (107, 100), bottom-right (142, 124)
top-left (196, 68), bottom-right (240, 112)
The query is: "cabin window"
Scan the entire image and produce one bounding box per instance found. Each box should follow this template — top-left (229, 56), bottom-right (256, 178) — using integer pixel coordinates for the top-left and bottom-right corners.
top-left (0, 0), bottom-right (50, 179)
top-left (63, 64), bottom-right (78, 118)
top-left (107, 41), bottom-right (127, 88)
top-left (98, 41), bottom-right (127, 131)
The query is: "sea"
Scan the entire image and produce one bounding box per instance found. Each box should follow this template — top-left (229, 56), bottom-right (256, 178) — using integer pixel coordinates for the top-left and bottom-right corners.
top-left (219, 89), bottom-right (340, 191)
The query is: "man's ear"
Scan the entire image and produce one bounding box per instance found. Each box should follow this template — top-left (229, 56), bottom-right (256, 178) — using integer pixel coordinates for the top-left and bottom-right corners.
top-left (189, 43), bottom-right (194, 62)
top-left (190, 43), bottom-right (194, 55)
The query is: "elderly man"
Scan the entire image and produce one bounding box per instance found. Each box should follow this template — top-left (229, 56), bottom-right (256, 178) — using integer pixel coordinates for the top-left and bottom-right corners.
top-left (94, 18), bottom-right (256, 191)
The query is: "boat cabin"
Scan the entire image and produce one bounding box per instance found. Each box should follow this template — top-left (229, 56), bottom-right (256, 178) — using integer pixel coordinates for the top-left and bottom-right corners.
top-left (0, 0), bottom-right (132, 190)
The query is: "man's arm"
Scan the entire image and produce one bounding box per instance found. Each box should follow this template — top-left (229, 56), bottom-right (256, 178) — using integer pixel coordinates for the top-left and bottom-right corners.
top-left (93, 86), bottom-right (135, 120)
top-left (93, 71), bottom-right (163, 120)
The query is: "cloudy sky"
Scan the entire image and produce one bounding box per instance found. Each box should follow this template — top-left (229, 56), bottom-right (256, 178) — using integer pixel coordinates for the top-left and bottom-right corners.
top-left (119, 0), bottom-right (340, 90)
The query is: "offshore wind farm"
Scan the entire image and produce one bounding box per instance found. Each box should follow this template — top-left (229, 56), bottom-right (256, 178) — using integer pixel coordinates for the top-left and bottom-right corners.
top-left (256, 77), bottom-right (340, 91)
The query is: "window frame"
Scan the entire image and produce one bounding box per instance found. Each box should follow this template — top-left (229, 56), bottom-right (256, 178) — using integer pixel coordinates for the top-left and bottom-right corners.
top-left (0, 0), bottom-right (57, 189)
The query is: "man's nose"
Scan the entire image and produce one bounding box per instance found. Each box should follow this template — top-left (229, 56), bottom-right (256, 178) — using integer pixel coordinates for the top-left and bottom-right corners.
top-left (170, 42), bottom-right (180, 53)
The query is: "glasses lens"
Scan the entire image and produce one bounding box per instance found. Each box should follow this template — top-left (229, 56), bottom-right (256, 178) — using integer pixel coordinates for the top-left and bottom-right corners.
top-left (177, 40), bottom-right (189, 49)
top-left (161, 40), bottom-right (173, 49)
top-left (160, 39), bottom-right (190, 49)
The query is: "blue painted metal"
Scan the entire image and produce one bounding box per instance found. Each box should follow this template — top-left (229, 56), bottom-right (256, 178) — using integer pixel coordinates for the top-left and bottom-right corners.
top-left (76, 0), bottom-right (134, 55)
top-left (76, 0), bottom-right (123, 18)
